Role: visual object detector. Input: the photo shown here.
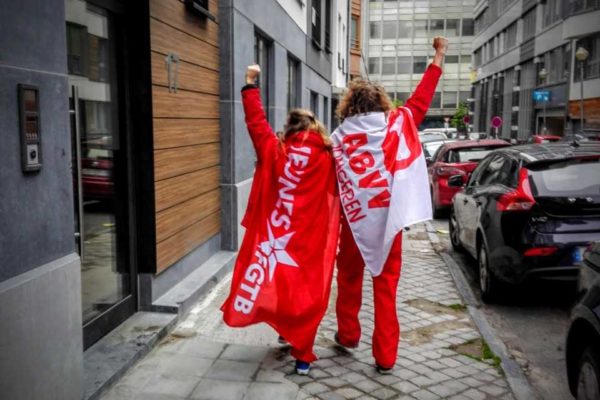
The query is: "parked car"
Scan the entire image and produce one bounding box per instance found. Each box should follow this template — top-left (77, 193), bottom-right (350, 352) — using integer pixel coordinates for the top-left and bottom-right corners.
top-left (420, 132), bottom-right (448, 142)
top-left (428, 139), bottom-right (510, 217)
top-left (528, 135), bottom-right (562, 144)
top-left (566, 241), bottom-right (600, 400)
top-left (422, 139), bottom-right (456, 164)
top-left (423, 127), bottom-right (458, 138)
top-left (449, 142), bottom-right (600, 302)
top-left (81, 137), bottom-right (114, 200)
top-left (469, 132), bottom-right (489, 140)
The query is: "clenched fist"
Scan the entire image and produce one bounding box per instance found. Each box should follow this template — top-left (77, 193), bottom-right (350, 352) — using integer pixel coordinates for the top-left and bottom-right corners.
top-left (246, 64), bottom-right (261, 85)
top-left (433, 36), bottom-right (449, 55)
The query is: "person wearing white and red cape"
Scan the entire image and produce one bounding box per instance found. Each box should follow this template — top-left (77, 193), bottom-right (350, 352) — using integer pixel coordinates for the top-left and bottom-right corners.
top-left (221, 65), bottom-right (340, 375)
top-left (331, 37), bottom-right (449, 373)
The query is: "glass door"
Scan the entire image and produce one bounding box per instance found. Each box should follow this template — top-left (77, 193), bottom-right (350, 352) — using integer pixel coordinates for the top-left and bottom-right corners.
top-left (66, 0), bottom-right (136, 349)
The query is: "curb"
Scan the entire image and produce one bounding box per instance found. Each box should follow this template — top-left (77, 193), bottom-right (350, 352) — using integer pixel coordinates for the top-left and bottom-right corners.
top-left (424, 221), bottom-right (540, 400)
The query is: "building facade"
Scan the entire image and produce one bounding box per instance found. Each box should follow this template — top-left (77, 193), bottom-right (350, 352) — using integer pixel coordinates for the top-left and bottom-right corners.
top-left (471, 0), bottom-right (600, 141)
top-left (364, 0), bottom-right (476, 129)
top-left (0, 0), bottom-right (349, 398)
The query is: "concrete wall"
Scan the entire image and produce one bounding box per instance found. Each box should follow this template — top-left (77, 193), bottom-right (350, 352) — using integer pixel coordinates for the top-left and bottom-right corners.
top-left (219, 0), bottom-right (332, 250)
top-left (0, 1), bottom-right (82, 398)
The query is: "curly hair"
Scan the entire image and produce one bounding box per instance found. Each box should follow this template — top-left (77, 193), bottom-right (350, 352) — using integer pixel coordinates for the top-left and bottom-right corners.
top-left (336, 78), bottom-right (393, 121)
top-left (282, 108), bottom-right (332, 148)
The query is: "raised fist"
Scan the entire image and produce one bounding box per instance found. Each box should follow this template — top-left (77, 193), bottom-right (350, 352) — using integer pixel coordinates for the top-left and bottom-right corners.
top-left (246, 64), bottom-right (261, 85)
top-left (433, 36), bottom-right (449, 55)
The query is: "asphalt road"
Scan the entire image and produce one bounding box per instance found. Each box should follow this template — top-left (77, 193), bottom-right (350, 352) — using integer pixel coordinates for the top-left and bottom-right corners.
top-left (430, 217), bottom-right (575, 400)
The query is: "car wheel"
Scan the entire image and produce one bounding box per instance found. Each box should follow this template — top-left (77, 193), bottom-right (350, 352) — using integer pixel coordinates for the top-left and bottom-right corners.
top-left (449, 208), bottom-right (463, 252)
top-left (478, 240), bottom-right (501, 303)
top-left (577, 345), bottom-right (600, 400)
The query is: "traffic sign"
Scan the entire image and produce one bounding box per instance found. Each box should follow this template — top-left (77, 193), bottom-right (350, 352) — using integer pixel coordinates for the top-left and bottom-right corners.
top-left (491, 116), bottom-right (503, 128)
top-left (462, 115), bottom-right (471, 124)
top-left (533, 90), bottom-right (551, 103)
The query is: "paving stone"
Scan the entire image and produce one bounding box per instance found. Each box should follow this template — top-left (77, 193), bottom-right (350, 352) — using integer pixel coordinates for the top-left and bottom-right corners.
top-left (370, 387), bottom-right (398, 400)
top-left (220, 344), bottom-right (270, 363)
top-left (391, 380), bottom-right (420, 394)
top-left (155, 353), bottom-right (214, 377)
top-left (410, 389), bottom-right (439, 400)
top-left (245, 382), bottom-right (298, 400)
top-left (318, 392), bottom-right (346, 400)
top-left (334, 387), bottom-right (364, 399)
top-left (204, 360), bottom-right (260, 381)
top-left (188, 379), bottom-right (249, 400)
top-left (320, 377), bottom-right (348, 388)
top-left (479, 384), bottom-right (507, 396)
top-left (462, 388), bottom-right (487, 400)
top-left (302, 382), bottom-right (329, 395)
top-left (172, 338), bottom-right (225, 359)
top-left (354, 379), bottom-right (383, 393)
top-left (140, 374), bottom-right (200, 398)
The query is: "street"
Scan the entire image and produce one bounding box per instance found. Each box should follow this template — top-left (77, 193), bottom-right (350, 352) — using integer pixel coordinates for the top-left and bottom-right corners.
top-left (430, 217), bottom-right (575, 400)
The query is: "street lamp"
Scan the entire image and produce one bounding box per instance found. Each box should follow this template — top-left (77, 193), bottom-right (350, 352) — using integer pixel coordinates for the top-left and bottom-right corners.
top-left (575, 46), bottom-right (589, 140)
top-left (538, 67), bottom-right (548, 134)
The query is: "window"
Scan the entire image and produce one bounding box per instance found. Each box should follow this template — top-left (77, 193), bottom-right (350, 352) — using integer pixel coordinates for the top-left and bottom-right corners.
top-left (462, 19), bottom-right (474, 36)
top-left (543, 0), bottom-right (563, 27)
top-left (430, 92), bottom-right (441, 108)
top-left (370, 21), bottom-right (381, 39)
top-left (255, 33), bottom-right (271, 114)
top-left (287, 56), bottom-right (300, 111)
top-left (446, 55), bottom-right (459, 64)
top-left (413, 56), bottom-right (427, 73)
top-left (443, 91), bottom-right (457, 109)
top-left (382, 57), bottom-right (395, 74)
top-left (310, 91), bottom-right (319, 117)
top-left (397, 56), bottom-right (411, 73)
top-left (88, 34), bottom-right (109, 82)
top-left (474, 47), bottom-right (482, 67)
top-left (323, 97), bottom-right (329, 128)
top-left (67, 23), bottom-right (87, 76)
top-left (398, 21), bottom-right (412, 38)
top-left (522, 8), bottom-right (536, 41)
top-left (575, 33), bottom-right (600, 81)
top-left (312, 0), bottom-right (322, 44)
top-left (414, 20), bottom-right (428, 37)
top-left (325, 0), bottom-right (332, 51)
top-left (505, 22), bottom-right (517, 49)
top-left (459, 91), bottom-right (470, 102)
top-left (429, 19), bottom-right (445, 36)
top-left (350, 15), bottom-right (359, 50)
top-left (369, 57), bottom-right (381, 74)
top-left (382, 21), bottom-right (396, 39)
top-left (446, 19), bottom-right (460, 36)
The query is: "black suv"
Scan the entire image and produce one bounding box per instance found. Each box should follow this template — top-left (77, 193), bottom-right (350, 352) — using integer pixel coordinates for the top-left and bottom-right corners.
top-left (448, 142), bottom-right (600, 302)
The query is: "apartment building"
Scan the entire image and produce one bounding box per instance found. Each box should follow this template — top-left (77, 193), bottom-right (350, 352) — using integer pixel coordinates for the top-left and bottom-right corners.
top-left (471, 0), bottom-right (600, 140)
top-left (365, 0), bottom-right (476, 129)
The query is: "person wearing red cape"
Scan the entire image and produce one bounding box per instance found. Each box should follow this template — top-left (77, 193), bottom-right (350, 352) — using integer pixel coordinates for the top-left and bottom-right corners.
top-left (221, 65), bottom-right (340, 375)
top-left (332, 37), bottom-right (449, 374)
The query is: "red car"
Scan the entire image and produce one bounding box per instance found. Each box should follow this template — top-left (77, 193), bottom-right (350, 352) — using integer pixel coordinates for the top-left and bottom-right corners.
top-left (529, 135), bottom-right (561, 144)
top-left (428, 139), bottom-right (510, 217)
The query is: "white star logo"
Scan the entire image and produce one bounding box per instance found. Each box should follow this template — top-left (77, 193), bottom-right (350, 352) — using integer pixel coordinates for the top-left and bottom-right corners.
top-left (259, 223), bottom-right (298, 281)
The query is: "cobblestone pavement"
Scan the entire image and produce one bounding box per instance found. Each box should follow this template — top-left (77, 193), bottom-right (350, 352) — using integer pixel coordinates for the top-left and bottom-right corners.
top-left (101, 224), bottom-right (514, 400)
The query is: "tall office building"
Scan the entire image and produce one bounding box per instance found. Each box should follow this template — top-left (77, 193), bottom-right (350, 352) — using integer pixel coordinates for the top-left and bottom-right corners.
top-left (471, 0), bottom-right (600, 140)
top-left (364, 0), bottom-right (476, 129)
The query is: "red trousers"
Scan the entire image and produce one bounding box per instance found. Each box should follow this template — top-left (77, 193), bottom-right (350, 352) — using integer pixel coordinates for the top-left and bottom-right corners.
top-left (335, 218), bottom-right (403, 369)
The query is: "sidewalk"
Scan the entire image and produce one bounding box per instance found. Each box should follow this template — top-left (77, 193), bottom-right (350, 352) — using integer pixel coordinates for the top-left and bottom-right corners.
top-left (100, 224), bottom-right (514, 400)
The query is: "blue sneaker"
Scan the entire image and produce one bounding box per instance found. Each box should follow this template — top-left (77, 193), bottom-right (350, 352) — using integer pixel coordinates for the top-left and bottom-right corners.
top-left (295, 360), bottom-right (310, 375)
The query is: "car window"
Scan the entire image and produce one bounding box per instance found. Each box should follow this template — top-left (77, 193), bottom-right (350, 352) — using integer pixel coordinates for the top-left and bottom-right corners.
top-left (478, 155), bottom-right (505, 186)
top-left (467, 156), bottom-right (492, 187)
top-left (496, 157), bottom-right (519, 188)
top-left (529, 158), bottom-right (600, 197)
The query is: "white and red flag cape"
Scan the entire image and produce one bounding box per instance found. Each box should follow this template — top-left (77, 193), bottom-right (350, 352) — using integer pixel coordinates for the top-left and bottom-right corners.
top-left (221, 87), bottom-right (340, 362)
top-left (331, 107), bottom-right (432, 276)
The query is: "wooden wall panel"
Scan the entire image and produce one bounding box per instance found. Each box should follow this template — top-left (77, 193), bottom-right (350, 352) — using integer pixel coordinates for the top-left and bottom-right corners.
top-left (151, 51), bottom-right (219, 95)
top-left (152, 86), bottom-right (219, 119)
top-left (156, 211), bottom-right (221, 273)
top-left (149, 0), bottom-right (219, 47)
top-left (156, 188), bottom-right (220, 243)
top-left (150, 18), bottom-right (219, 70)
top-left (154, 143), bottom-right (220, 181)
top-left (155, 166), bottom-right (220, 212)
top-left (153, 118), bottom-right (219, 150)
top-left (150, 0), bottom-right (221, 273)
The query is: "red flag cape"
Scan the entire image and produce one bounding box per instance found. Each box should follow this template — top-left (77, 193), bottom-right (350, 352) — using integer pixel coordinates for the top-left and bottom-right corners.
top-left (221, 87), bottom-right (340, 362)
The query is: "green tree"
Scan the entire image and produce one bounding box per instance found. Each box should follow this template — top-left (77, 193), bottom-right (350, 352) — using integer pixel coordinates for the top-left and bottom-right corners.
top-left (450, 101), bottom-right (469, 132)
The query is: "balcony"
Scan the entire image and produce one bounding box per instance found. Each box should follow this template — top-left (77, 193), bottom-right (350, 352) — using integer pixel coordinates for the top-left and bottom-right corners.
top-left (562, 0), bottom-right (600, 39)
